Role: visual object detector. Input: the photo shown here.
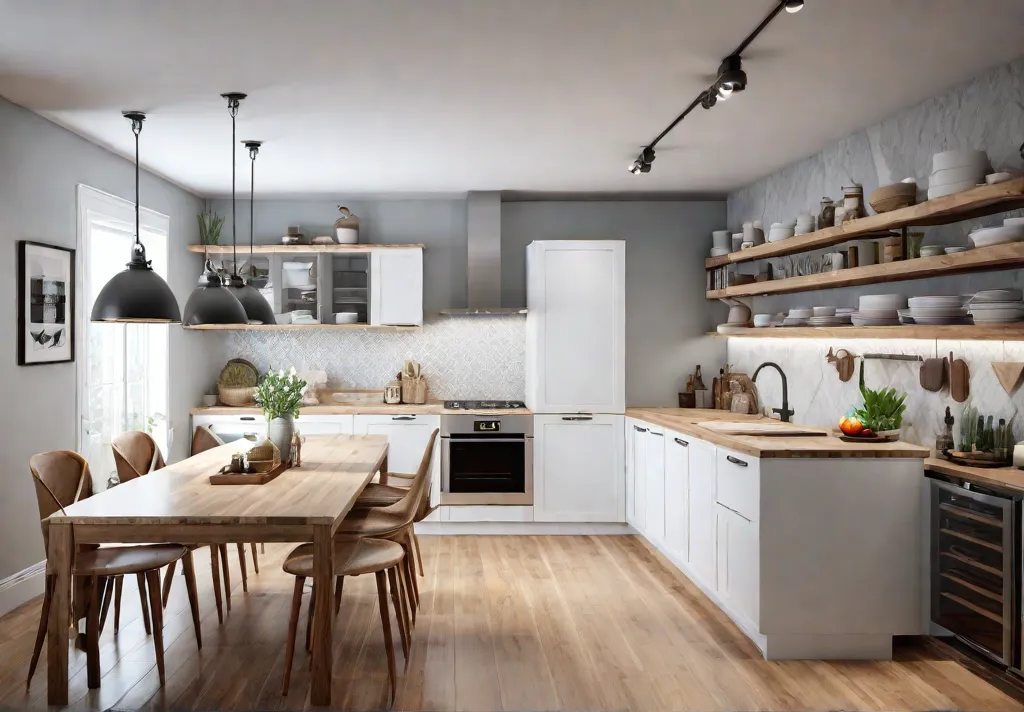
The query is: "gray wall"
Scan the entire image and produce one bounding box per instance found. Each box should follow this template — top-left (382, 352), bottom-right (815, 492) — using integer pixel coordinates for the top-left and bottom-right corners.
top-left (727, 56), bottom-right (1024, 315)
top-left (0, 97), bottom-right (207, 582)
top-left (502, 201), bottom-right (728, 406)
top-left (209, 198), bottom-right (467, 317)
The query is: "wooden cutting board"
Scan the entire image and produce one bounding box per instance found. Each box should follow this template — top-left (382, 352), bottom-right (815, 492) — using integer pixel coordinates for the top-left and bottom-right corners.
top-left (992, 362), bottom-right (1024, 395)
top-left (698, 422), bottom-right (827, 437)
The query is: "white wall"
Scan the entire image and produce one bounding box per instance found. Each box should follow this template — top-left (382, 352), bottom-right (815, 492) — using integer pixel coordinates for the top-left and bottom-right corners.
top-left (0, 97), bottom-right (208, 589)
top-left (501, 201), bottom-right (728, 406)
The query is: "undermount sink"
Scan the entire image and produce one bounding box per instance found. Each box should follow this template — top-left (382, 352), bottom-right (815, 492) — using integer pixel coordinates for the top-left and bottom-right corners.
top-left (697, 421), bottom-right (827, 437)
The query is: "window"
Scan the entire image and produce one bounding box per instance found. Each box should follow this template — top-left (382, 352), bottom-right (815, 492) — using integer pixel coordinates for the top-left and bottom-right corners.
top-left (77, 185), bottom-right (170, 489)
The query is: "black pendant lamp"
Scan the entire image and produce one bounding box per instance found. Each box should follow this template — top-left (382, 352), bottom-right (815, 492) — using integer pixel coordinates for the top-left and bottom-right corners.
top-left (181, 94), bottom-right (248, 326)
top-left (222, 95), bottom-right (275, 325)
top-left (90, 112), bottom-right (182, 323)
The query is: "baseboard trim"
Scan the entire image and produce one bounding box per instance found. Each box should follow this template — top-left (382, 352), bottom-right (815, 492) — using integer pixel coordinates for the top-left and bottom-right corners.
top-left (0, 560), bottom-right (45, 617)
top-left (416, 522), bottom-right (634, 535)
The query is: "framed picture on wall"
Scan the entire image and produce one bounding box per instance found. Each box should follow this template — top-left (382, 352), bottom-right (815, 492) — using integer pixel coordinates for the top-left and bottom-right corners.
top-left (18, 240), bottom-right (75, 365)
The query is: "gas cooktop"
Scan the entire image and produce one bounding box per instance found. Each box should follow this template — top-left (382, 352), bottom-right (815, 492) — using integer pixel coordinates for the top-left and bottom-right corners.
top-left (443, 399), bottom-right (527, 410)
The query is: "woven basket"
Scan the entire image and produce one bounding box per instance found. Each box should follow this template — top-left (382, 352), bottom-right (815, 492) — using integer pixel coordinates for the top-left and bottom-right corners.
top-left (401, 378), bottom-right (428, 405)
top-left (869, 194), bottom-right (916, 213)
top-left (218, 385), bottom-right (256, 407)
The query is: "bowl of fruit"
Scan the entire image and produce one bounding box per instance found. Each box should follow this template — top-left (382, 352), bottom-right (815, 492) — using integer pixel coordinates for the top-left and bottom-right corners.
top-left (837, 363), bottom-right (907, 442)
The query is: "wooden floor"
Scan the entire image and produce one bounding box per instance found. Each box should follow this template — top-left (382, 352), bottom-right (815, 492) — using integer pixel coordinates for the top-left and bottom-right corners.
top-left (0, 535), bottom-right (1021, 711)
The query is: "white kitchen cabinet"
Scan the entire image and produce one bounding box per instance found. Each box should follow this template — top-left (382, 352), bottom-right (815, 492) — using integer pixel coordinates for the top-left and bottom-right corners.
top-left (625, 418), bottom-right (636, 525)
top-left (354, 413), bottom-right (440, 509)
top-left (293, 415), bottom-right (355, 435)
top-left (525, 240), bottom-right (625, 414)
top-left (663, 430), bottom-right (690, 564)
top-left (644, 426), bottom-right (666, 544)
top-left (687, 437), bottom-right (717, 588)
top-left (370, 248), bottom-right (423, 326)
top-left (627, 421), bottom-right (648, 531)
top-left (716, 503), bottom-right (760, 628)
top-left (191, 413), bottom-right (354, 445)
top-left (715, 447), bottom-right (760, 522)
top-left (534, 414), bottom-right (624, 522)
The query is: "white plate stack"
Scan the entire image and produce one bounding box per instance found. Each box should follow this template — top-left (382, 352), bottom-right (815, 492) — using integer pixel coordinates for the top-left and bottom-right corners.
top-left (807, 306), bottom-right (852, 327)
top-left (851, 294), bottom-right (905, 326)
top-left (928, 149), bottom-right (989, 200)
top-left (968, 288), bottom-right (1024, 323)
top-left (969, 217), bottom-right (1024, 248)
top-left (783, 307), bottom-right (812, 326)
top-left (906, 296), bottom-right (969, 325)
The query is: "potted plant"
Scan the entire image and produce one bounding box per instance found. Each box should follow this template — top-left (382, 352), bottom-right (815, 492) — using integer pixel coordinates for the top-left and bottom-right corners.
top-left (198, 211), bottom-right (224, 246)
top-left (847, 360), bottom-right (908, 440)
top-left (254, 367), bottom-right (307, 462)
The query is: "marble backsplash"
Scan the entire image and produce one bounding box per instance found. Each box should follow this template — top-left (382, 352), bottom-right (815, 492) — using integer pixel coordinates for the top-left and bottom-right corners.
top-left (727, 337), bottom-right (1024, 450)
top-left (225, 316), bottom-right (526, 399)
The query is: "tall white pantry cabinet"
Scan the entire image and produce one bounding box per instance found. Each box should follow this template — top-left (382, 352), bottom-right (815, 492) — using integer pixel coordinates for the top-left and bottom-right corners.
top-left (526, 240), bottom-right (626, 523)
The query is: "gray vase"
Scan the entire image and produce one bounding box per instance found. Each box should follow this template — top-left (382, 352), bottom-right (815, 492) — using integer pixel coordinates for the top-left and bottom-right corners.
top-left (268, 415), bottom-right (294, 462)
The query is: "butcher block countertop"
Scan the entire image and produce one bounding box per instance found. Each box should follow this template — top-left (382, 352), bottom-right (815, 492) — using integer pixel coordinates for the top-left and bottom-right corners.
top-left (925, 457), bottom-right (1024, 493)
top-left (192, 400), bottom-right (533, 416)
top-left (627, 408), bottom-right (930, 460)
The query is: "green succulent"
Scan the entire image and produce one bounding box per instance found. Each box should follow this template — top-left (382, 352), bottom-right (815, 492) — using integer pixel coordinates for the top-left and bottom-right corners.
top-left (852, 360), bottom-right (908, 432)
top-left (198, 211), bottom-right (224, 245)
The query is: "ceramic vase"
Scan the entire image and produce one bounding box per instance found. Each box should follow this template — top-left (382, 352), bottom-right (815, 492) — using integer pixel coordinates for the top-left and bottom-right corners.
top-left (268, 415), bottom-right (294, 462)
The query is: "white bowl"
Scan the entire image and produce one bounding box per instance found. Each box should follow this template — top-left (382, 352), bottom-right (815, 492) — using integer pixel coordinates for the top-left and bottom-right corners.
top-left (788, 307), bottom-right (813, 319)
top-left (973, 288), bottom-right (1023, 302)
top-left (919, 245), bottom-right (945, 257)
top-left (928, 180), bottom-right (980, 200)
top-left (930, 165), bottom-right (986, 188)
top-left (908, 296), bottom-right (964, 308)
top-left (812, 306), bottom-right (836, 317)
top-left (753, 314), bottom-right (773, 327)
top-left (987, 171), bottom-right (1022, 185)
top-left (710, 246), bottom-right (730, 257)
top-left (274, 313), bottom-right (291, 325)
top-left (334, 312), bottom-right (359, 324)
top-left (932, 149), bottom-right (989, 172)
top-left (970, 224), bottom-right (1024, 247)
top-left (335, 227), bottom-right (359, 244)
top-left (944, 246), bottom-right (969, 254)
top-left (859, 294), bottom-right (907, 310)
top-left (768, 228), bottom-right (794, 242)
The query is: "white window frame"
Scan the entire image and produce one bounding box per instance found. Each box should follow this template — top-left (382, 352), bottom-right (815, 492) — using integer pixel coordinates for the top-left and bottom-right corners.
top-left (75, 184), bottom-right (171, 458)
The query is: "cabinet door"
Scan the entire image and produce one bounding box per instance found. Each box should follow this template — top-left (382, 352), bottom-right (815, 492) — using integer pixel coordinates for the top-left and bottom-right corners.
top-left (630, 423), bottom-right (648, 531)
top-left (193, 414), bottom-right (265, 444)
top-left (625, 419), bottom-right (635, 525)
top-left (370, 248), bottom-right (423, 326)
top-left (688, 438), bottom-right (717, 587)
top-left (715, 504), bottom-right (760, 627)
top-left (644, 427), bottom-right (666, 544)
top-left (664, 430), bottom-right (690, 563)
top-left (293, 415), bottom-right (355, 435)
top-left (534, 414), bottom-right (624, 522)
top-left (526, 241), bottom-right (625, 413)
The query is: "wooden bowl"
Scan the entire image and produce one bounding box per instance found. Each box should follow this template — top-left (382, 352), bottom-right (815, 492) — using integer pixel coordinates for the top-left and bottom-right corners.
top-left (869, 183), bottom-right (917, 213)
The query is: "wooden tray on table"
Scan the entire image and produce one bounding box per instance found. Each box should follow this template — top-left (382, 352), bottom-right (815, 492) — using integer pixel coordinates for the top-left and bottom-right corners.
top-left (209, 461), bottom-right (291, 485)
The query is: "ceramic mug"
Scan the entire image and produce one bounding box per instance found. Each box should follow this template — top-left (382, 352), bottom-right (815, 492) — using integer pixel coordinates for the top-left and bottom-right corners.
top-left (825, 252), bottom-right (845, 272)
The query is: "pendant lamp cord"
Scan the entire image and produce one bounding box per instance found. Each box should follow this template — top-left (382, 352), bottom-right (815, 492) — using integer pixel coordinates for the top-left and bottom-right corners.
top-left (133, 118), bottom-right (141, 247)
top-left (250, 147), bottom-right (256, 272)
top-left (229, 99), bottom-right (239, 276)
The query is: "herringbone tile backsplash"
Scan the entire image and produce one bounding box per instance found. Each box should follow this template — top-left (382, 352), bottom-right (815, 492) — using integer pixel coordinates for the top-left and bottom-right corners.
top-left (226, 316), bottom-right (526, 399)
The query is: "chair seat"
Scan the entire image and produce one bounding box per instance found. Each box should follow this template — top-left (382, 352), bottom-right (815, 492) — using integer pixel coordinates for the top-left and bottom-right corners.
top-left (283, 538), bottom-right (404, 577)
top-left (74, 544), bottom-right (187, 577)
top-left (352, 483), bottom-right (408, 510)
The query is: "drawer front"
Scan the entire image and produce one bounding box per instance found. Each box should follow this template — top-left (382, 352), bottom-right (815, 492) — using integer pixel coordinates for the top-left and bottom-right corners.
top-left (714, 448), bottom-right (760, 522)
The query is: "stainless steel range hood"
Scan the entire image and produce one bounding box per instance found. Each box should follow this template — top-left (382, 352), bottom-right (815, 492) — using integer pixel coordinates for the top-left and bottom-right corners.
top-left (440, 191), bottom-right (527, 315)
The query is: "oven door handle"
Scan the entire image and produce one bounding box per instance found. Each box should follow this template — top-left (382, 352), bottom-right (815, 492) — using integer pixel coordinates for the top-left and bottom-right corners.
top-left (447, 437), bottom-right (527, 444)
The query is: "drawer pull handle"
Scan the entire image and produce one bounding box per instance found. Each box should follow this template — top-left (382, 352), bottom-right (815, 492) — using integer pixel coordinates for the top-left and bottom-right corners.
top-left (563, 416), bottom-right (593, 421)
top-left (634, 425), bottom-right (647, 432)
top-left (240, 416), bottom-right (256, 422)
top-left (392, 416), bottom-right (416, 421)
top-left (726, 455), bottom-right (748, 467)
top-left (649, 431), bottom-right (663, 436)
top-left (674, 437), bottom-right (689, 447)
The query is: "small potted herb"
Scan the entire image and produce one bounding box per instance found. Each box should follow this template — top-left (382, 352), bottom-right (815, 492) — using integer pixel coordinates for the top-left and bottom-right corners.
top-left (847, 360), bottom-right (908, 440)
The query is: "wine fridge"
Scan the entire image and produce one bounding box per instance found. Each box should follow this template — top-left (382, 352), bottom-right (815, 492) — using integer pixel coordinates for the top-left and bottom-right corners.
top-left (930, 477), bottom-right (1020, 667)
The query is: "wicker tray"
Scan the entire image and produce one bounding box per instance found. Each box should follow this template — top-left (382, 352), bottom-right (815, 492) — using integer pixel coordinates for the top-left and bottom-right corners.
top-left (941, 450), bottom-right (1010, 469)
top-left (209, 460), bottom-right (290, 485)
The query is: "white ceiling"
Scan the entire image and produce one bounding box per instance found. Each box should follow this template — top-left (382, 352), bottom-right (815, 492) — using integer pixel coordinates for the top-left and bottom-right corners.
top-left (1, 0), bottom-right (1022, 198)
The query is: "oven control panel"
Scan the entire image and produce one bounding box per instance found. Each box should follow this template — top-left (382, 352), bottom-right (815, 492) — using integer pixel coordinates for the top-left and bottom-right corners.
top-left (474, 420), bottom-right (500, 432)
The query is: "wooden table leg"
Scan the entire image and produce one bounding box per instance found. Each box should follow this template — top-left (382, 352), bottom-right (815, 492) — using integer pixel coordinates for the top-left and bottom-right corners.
top-left (379, 454), bottom-right (389, 485)
top-left (310, 524), bottom-right (335, 706)
top-left (47, 522), bottom-right (72, 705)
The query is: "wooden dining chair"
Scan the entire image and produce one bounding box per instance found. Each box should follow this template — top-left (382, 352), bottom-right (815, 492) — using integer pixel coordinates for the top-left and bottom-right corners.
top-left (336, 430), bottom-right (438, 625)
top-left (280, 538), bottom-right (408, 707)
top-left (27, 451), bottom-right (200, 690)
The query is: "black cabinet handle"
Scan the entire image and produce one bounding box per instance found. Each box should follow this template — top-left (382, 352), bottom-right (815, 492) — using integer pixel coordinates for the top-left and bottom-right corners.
top-left (726, 455), bottom-right (748, 467)
top-left (649, 431), bottom-right (663, 437)
top-left (634, 425), bottom-right (647, 432)
top-left (240, 416), bottom-right (256, 421)
top-left (392, 415), bottom-right (416, 421)
top-left (562, 416), bottom-right (593, 421)
top-left (674, 437), bottom-right (689, 447)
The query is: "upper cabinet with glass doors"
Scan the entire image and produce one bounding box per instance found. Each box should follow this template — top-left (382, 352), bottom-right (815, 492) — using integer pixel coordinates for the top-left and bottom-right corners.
top-left (184, 244), bottom-right (424, 330)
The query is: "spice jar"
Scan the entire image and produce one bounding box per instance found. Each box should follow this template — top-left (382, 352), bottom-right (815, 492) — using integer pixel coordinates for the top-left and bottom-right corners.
top-left (818, 198), bottom-right (835, 230)
top-left (842, 184), bottom-right (865, 220)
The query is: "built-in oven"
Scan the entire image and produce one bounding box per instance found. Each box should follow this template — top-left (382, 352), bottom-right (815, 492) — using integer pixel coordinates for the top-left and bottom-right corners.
top-left (440, 414), bottom-right (533, 505)
top-left (929, 475), bottom-right (1021, 668)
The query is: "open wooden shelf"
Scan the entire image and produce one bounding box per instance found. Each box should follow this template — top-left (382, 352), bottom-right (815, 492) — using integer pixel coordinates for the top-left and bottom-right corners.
top-left (705, 177), bottom-right (1024, 268)
top-left (183, 323), bottom-right (420, 332)
top-left (706, 324), bottom-right (1024, 341)
top-left (187, 244), bottom-right (424, 254)
top-left (706, 241), bottom-right (1024, 298)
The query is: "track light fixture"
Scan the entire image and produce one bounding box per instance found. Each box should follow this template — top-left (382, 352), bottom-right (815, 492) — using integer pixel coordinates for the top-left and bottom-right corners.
top-left (627, 0), bottom-right (802, 174)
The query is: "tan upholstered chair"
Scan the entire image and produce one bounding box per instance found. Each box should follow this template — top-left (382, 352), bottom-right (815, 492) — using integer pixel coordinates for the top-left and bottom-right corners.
top-left (27, 451), bottom-right (199, 690)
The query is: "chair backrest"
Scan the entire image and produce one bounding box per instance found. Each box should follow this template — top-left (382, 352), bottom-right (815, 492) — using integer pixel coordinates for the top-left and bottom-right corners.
top-left (29, 451), bottom-right (93, 549)
top-left (111, 430), bottom-right (164, 482)
top-left (191, 425), bottom-right (225, 456)
top-left (383, 429), bottom-right (438, 526)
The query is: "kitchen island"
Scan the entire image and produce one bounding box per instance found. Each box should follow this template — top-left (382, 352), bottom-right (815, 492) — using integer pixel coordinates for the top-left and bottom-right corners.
top-left (626, 408), bottom-right (929, 660)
